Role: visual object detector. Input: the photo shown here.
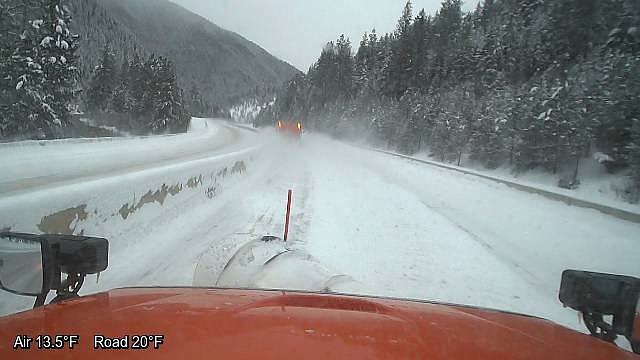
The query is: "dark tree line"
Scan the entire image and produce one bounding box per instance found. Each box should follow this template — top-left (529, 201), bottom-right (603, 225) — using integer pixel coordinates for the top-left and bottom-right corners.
top-left (1, 0), bottom-right (79, 139)
top-left (1, 0), bottom-right (215, 138)
top-left (258, 0), bottom-right (640, 201)
top-left (84, 46), bottom-right (191, 133)
top-left (67, 0), bottom-right (143, 89)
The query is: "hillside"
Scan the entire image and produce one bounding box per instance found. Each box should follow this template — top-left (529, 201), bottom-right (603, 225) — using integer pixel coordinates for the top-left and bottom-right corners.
top-left (69, 0), bottom-right (300, 108)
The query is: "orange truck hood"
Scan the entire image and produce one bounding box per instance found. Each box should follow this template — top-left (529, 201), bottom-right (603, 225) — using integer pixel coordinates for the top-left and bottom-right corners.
top-left (0, 288), bottom-right (636, 359)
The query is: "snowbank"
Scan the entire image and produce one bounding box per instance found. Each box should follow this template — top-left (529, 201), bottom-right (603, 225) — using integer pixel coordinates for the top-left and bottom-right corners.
top-left (413, 150), bottom-right (639, 212)
top-left (0, 119), bottom-right (252, 196)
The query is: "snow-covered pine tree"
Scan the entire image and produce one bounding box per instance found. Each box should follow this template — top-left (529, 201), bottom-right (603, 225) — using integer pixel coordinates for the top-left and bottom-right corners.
top-left (335, 34), bottom-right (354, 99)
top-left (5, 0), bottom-right (61, 139)
top-left (0, 1), bottom-right (17, 136)
top-left (445, 88), bottom-right (473, 165)
top-left (112, 55), bottom-right (134, 113)
top-left (382, 1), bottom-right (413, 99)
top-left (411, 9), bottom-right (430, 91)
top-left (396, 92), bottom-right (419, 154)
top-left (468, 95), bottom-right (507, 169)
top-left (146, 56), bottom-right (189, 133)
top-left (187, 85), bottom-right (207, 117)
top-left (85, 45), bottom-right (116, 112)
top-left (354, 33), bottom-right (369, 96)
top-left (430, 112), bottom-right (450, 161)
top-left (148, 56), bottom-right (175, 131)
top-left (38, 0), bottom-right (79, 129)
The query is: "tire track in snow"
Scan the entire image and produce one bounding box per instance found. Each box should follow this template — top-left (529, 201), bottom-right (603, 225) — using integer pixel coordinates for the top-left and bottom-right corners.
top-left (348, 145), bottom-right (554, 293)
top-left (416, 199), bottom-right (542, 287)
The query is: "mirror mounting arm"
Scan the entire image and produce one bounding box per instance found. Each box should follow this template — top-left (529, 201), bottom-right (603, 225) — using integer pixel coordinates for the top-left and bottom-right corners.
top-left (560, 270), bottom-right (640, 355)
top-left (50, 272), bottom-right (85, 304)
top-left (582, 311), bottom-right (617, 343)
top-left (34, 294), bottom-right (47, 308)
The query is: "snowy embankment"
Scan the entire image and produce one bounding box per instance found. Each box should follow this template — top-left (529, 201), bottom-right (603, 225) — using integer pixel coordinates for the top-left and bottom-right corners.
top-left (0, 118), bottom-right (269, 315)
top-left (405, 150), bottom-right (640, 217)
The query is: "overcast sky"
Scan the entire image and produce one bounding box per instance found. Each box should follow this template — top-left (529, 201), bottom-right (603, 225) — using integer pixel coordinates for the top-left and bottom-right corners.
top-left (169, 0), bottom-right (477, 72)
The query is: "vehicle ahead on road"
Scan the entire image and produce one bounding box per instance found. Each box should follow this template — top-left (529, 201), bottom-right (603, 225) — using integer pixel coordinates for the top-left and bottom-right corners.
top-left (276, 120), bottom-right (303, 139)
top-left (0, 232), bottom-right (639, 359)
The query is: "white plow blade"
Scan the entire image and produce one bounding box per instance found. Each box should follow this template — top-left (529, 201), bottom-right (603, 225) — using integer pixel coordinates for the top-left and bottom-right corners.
top-left (213, 236), bottom-right (365, 293)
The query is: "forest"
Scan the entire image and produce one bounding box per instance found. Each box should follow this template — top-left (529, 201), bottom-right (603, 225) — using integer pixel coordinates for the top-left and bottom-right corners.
top-left (257, 0), bottom-right (640, 201)
top-left (0, 0), bottom-right (202, 139)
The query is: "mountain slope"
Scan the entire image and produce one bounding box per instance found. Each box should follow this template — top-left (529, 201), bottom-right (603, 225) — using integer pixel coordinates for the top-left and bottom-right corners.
top-left (69, 0), bottom-right (300, 107)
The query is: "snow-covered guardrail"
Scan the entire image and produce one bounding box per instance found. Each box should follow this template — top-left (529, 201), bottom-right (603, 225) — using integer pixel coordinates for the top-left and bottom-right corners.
top-left (374, 149), bottom-right (640, 225)
top-left (0, 118), bottom-right (218, 147)
top-left (228, 123), bottom-right (259, 133)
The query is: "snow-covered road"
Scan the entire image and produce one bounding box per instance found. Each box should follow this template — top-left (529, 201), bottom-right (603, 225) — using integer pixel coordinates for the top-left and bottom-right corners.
top-left (301, 138), bottom-right (640, 330)
top-left (1, 119), bottom-right (639, 337)
top-left (0, 118), bottom-right (252, 196)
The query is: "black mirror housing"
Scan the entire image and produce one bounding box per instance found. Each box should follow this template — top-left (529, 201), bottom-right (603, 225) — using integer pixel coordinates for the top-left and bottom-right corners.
top-left (560, 269), bottom-right (640, 350)
top-left (46, 234), bottom-right (109, 275)
top-left (560, 270), bottom-right (640, 315)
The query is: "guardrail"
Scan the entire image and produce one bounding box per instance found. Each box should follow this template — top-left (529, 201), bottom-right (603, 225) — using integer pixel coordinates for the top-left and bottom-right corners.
top-left (374, 149), bottom-right (640, 225)
top-left (227, 123), bottom-right (259, 133)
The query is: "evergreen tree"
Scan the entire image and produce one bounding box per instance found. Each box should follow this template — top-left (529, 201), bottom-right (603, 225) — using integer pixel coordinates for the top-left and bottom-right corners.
top-left (2, 0), bottom-right (78, 139)
top-left (383, 1), bottom-right (413, 99)
top-left (128, 52), bottom-right (146, 115)
top-left (86, 45), bottom-right (116, 112)
top-left (187, 85), bottom-right (208, 117)
top-left (335, 35), bottom-right (354, 99)
top-left (0, 2), bottom-right (18, 136)
top-left (354, 33), bottom-right (369, 95)
top-left (412, 9), bottom-right (430, 91)
top-left (143, 55), bottom-right (190, 133)
top-left (112, 55), bottom-right (132, 113)
top-left (38, 0), bottom-right (79, 127)
top-left (544, 0), bottom-right (601, 67)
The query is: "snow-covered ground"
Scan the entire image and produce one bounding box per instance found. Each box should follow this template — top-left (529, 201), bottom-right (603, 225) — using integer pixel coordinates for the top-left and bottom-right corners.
top-left (76, 117), bottom-right (132, 137)
top-left (1, 120), bottom-right (639, 342)
top-left (0, 118), bottom-right (254, 196)
top-left (412, 150), bottom-right (640, 214)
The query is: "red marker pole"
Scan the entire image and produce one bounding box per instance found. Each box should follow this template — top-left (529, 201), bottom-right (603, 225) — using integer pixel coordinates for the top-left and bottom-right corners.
top-left (284, 189), bottom-right (292, 241)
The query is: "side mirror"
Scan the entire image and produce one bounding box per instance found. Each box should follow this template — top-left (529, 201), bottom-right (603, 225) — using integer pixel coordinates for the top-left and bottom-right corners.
top-left (0, 232), bottom-right (109, 306)
top-left (559, 270), bottom-right (640, 353)
top-left (46, 234), bottom-right (109, 275)
top-left (0, 233), bottom-right (51, 296)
